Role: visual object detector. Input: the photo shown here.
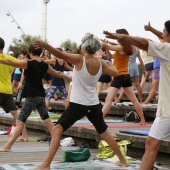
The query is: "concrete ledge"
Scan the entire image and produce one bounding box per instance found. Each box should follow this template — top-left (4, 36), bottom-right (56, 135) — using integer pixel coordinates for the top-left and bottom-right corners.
top-left (50, 101), bottom-right (157, 118)
top-left (0, 115), bottom-right (169, 153)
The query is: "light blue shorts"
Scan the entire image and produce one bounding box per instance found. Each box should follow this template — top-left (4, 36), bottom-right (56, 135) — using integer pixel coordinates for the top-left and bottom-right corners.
top-left (128, 66), bottom-right (139, 77)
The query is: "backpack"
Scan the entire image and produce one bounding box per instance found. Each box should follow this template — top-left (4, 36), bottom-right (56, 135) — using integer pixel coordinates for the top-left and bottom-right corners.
top-left (124, 111), bottom-right (140, 123)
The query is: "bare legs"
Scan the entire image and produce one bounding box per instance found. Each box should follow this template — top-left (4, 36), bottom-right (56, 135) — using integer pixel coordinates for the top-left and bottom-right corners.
top-left (140, 70), bottom-right (154, 89)
top-left (100, 130), bottom-right (128, 167)
top-left (116, 76), bottom-right (143, 103)
top-left (45, 99), bottom-right (50, 109)
top-left (102, 86), bottom-right (146, 125)
top-left (0, 120), bottom-right (24, 151)
top-left (31, 124), bottom-right (63, 170)
top-left (133, 76), bottom-right (143, 103)
top-left (140, 136), bottom-right (162, 170)
top-left (123, 87), bottom-right (146, 125)
top-left (10, 110), bottom-right (28, 141)
top-left (102, 87), bottom-right (119, 117)
top-left (0, 118), bottom-right (53, 152)
top-left (97, 82), bottom-right (110, 96)
top-left (143, 79), bottom-right (159, 104)
top-left (32, 124), bottom-right (128, 170)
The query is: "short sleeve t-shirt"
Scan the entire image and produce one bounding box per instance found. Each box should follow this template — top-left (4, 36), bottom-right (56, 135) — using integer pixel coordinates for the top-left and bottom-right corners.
top-left (0, 54), bottom-right (18, 94)
top-left (148, 41), bottom-right (170, 117)
top-left (22, 60), bottom-right (48, 97)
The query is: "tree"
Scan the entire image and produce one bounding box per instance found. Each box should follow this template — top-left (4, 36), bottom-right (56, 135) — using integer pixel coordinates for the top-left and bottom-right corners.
top-left (8, 34), bottom-right (40, 55)
top-left (60, 39), bottom-right (78, 53)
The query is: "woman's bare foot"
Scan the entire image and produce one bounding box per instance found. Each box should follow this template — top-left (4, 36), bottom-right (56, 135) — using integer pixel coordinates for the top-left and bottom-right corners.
top-left (139, 121), bottom-right (146, 126)
top-left (18, 137), bottom-right (29, 142)
top-left (31, 164), bottom-right (50, 170)
top-left (0, 146), bottom-right (11, 152)
top-left (115, 98), bottom-right (120, 103)
top-left (116, 161), bottom-right (128, 167)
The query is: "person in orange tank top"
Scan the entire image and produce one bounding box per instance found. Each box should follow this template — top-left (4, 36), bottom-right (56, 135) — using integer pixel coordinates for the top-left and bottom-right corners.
top-left (102, 28), bottom-right (146, 125)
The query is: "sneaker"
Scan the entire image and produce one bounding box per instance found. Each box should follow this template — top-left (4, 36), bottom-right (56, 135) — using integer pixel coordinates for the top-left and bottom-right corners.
top-left (37, 137), bottom-right (50, 142)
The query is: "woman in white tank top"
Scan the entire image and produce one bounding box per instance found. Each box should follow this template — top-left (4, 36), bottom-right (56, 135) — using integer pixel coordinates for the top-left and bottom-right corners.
top-left (33, 33), bottom-right (128, 169)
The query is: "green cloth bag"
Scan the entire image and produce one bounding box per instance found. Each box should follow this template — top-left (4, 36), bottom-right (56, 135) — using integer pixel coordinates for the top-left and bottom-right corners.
top-left (63, 148), bottom-right (91, 162)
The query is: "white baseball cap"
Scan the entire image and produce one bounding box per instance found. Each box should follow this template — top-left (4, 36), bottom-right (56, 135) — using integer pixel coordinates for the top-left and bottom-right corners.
top-left (60, 137), bottom-right (76, 147)
top-left (8, 51), bottom-right (14, 55)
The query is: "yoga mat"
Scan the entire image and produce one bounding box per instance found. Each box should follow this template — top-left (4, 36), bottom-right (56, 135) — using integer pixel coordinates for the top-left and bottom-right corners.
top-left (29, 113), bottom-right (61, 119)
top-left (75, 119), bottom-right (123, 124)
top-left (73, 123), bottom-right (152, 128)
top-left (119, 129), bottom-right (150, 136)
top-left (0, 160), bottom-right (141, 170)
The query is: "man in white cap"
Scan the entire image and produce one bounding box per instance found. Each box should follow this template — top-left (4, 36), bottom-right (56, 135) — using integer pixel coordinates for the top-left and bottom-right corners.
top-left (8, 51), bottom-right (14, 56)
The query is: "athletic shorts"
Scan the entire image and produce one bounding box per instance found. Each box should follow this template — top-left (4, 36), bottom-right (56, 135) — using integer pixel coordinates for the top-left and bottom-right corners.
top-left (154, 68), bottom-right (160, 80)
top-left (12, 74), bottom-right (21, 81)
top-left (45, 86), bottom-right (67, 100)
top-left (128, 66), bottom-right (139, 77)
top-left (18, 97), bottom-right (49, 123)
top-left (145, 62), bottom-right (154, 71)
top-left (55, 102), bottom-right (108, 134)
top-left (110, 74), bottom-right (132, 89)
top-left (149, 117), bottom-right (170, 142)
top-left (98, 74), bottom-right (111, 83)
top-left (0, 93), bottom-right (17, 112)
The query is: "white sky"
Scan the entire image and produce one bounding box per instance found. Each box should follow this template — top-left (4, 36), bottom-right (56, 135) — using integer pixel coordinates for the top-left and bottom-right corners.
top-left (1, 0), bottom-right (170, 53)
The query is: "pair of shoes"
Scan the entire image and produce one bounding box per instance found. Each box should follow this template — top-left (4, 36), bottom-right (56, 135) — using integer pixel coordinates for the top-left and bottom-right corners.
top-left (37, 137), bottom-right (51, 143)
top-left (80, 140), bottom-right (98, 149)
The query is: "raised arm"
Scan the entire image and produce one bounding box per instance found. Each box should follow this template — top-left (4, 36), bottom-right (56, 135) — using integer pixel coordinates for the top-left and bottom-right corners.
top-left (64, 62), bottom-right (73, 71)
top-left (33, 39), bottom-right (81, 65)
top-left (144, 22), bottom-right (163, 40)
top-left (0, 59), bottom-right (27, 69)
top-left (106, 49), bottom-right (114, 59)
top-left (43, 58), bottom-right (56, 65)
top-left (47, 65), bottom-right (72, 81)
top-left (102, 60), bottom-right (118, 77)
top-left (137, 49), bottom-right (146, 75)
top-left (103, 30), bottom-right (149, 51)
top-left (102, 41), bottom-right (122, 53)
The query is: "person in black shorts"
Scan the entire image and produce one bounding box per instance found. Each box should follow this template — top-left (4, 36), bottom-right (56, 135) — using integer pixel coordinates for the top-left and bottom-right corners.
top-left (0, 37), bottom-right (28, 141)
top-left (32, 33), bottom-right (128, 170)
top-left (0, 44), bottom-right (71, 152)
top-left (95, 48), bottom-right (112, 96)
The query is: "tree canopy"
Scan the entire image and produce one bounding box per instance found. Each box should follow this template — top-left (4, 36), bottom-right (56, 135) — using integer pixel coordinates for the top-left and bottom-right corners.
top-left (8, 34), bottom-right (40, 55)
top-left (8, 36), bottom-right (79, 56)
top-left (60, 39), bottom-right (78, 53)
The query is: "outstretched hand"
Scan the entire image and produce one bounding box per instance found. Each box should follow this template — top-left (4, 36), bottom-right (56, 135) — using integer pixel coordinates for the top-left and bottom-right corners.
top-left (33, 39), bottom-right (46, 49)
top-left (103, 31), bottom-right (122, 40)
top-left (144, 22), bottom-right (151, 31)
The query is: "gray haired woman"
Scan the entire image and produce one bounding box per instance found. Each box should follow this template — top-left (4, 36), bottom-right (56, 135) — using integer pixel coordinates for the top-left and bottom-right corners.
top-left (32, 33), bottom-right (127, 170)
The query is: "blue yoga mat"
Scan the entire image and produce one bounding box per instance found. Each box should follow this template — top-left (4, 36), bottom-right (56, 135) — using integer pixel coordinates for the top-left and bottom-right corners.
top-left (120, 129), bottom-right (150, 136)
top-left (75, 119), bottom-right (123, 124)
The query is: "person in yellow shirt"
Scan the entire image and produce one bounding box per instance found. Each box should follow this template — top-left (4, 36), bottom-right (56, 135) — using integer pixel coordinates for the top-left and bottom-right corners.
top-left (0, 37), bottom-right (28, 141)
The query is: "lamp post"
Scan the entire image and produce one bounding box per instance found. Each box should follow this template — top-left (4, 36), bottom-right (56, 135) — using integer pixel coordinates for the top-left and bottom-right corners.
top-left (6, 10), bottom-right (26, 47)
top-left (6, 10), bottom-right (26, 37)
top-left (41, 0), bottom-right (50, 41)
